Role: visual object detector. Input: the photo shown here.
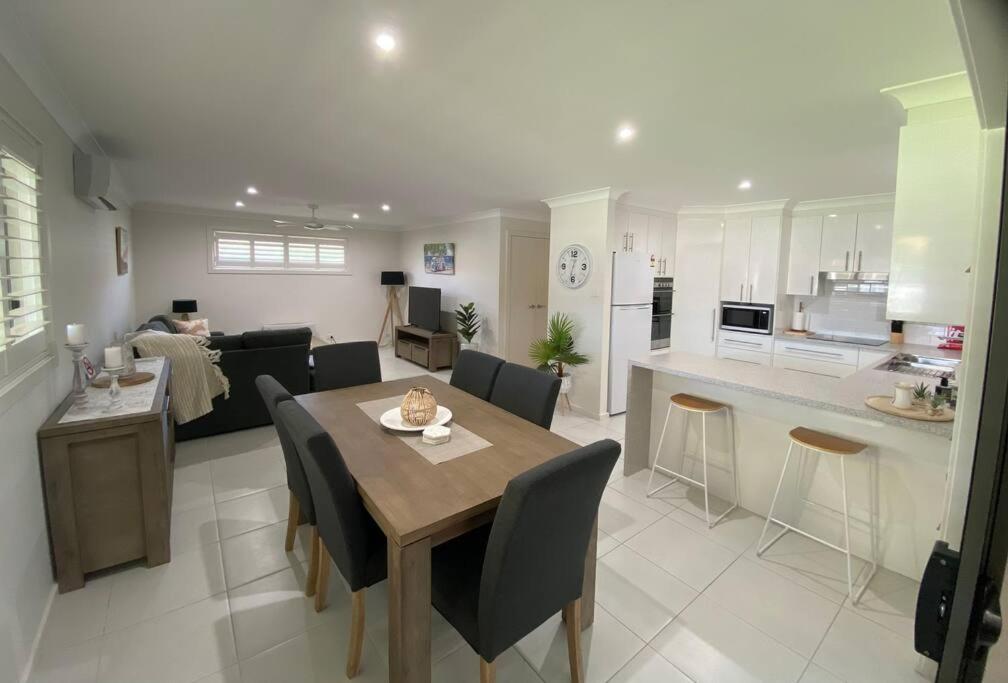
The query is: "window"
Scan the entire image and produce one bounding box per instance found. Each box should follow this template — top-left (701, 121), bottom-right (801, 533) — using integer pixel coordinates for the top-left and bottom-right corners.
top-left (209, 229), bottom-right (348, 273)
top-left (0, 113), bottom-right (51, 391)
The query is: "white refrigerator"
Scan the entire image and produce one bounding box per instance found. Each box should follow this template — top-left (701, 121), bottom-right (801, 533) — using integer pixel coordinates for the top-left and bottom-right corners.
top-left (608, 251), bottom-right (653, 415)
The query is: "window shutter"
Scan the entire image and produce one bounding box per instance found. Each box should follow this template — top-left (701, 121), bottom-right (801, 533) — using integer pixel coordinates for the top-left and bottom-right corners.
top-left (211, 230), bottom-right (348, 273)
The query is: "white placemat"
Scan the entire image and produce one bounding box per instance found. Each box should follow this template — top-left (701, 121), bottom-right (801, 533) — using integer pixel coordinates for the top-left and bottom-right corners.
top-left (58, 357), bottom-right (166, 424)
top-left (357, 394), bottom-right (492, 465)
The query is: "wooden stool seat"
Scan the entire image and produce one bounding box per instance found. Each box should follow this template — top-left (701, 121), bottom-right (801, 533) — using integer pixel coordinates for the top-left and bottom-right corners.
top-left (670, 393), bottom-right (725, 413)
top-left (788, 427), bottom-right (867, 456)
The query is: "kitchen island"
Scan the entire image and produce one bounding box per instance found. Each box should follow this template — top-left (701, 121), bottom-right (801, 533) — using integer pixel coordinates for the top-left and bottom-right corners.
top-left (624, 351), bottom-right (957, 579)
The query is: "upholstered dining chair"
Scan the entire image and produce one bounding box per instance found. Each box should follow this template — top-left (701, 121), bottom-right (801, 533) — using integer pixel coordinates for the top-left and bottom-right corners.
top-left (430, 439), bottom-right (620, 683)
top-left (313, 340), bottom-right (382, 392)
top-left (277, 400), bottom-right (388, 678)
top-left (489, 362), bottom-right (562, 429)
top-left (254, 375), bottom-right (318, 591)
top-left (449, 349), bottom-right (505, 400)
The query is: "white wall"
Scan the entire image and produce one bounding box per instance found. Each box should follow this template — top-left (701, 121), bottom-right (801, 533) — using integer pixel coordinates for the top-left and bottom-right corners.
top-left (398, 214), bottom-right (503, 353)
top-left (131, 207), bottom-right (399, 343)
top-left (0, 55), bottom-right (135, 683)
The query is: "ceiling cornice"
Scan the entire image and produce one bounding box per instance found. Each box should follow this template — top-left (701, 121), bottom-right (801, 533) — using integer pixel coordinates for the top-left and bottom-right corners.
top-left (881, 71), bottom-right (972, 111)
top-left (542, 187), bottom-right (622, 209)
top-left (792, 193), bottom-right (896, 214)
top-left (132, 201), bottom-right (399, 231)
top-left (678, 198), bottom-right (794, 217)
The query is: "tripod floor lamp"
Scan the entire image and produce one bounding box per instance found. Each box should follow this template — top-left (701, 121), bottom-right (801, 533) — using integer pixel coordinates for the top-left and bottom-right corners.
top-left (378, 271), bottom-right (405, 345)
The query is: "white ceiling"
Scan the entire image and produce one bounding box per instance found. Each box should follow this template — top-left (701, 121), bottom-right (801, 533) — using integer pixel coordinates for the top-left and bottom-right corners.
top-left (9, 0), bottom-right (965, 227)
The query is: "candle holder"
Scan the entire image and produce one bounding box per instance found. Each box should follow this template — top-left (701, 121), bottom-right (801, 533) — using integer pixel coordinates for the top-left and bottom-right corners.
top-left (65, 343), bottom-right (89, 408)
top-left (103, 365), bottom-right (126, 412)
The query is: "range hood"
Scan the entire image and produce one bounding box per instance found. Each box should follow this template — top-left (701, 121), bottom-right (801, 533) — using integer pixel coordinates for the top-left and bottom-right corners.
top-left (822, 270), bottom-right (889, 283)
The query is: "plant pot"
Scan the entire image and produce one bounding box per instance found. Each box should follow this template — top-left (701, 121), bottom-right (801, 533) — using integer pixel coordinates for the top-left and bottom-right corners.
top-left (558, 373), bottom-right (572, 394)
top-left (459, 341), bottom-right (479, 352)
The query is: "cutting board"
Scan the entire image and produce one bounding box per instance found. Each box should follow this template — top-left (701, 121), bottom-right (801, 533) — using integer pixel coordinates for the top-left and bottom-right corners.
top-left (864, 395), bottom-right (954, 422)
top-left (90, 371), bottom-right (156, 389)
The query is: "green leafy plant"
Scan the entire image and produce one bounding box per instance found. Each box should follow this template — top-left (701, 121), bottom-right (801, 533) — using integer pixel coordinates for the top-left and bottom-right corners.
top-left (454, 302), bottom-right (480, 343)
top-left (529, 313), bottom-right (589, 377)
top-left (912, 381), bottom-right (932, 403)
top-left (929, 394), bottom-right (945, 411)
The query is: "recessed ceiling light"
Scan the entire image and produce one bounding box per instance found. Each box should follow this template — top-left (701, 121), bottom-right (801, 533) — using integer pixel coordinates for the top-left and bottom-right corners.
top-left (827, 213), bottom-right (838, 218)
top-left (381, 204), bottom-right (391, 212)
top-left (246, 186), bottom-right (258, 195)
top-left (616, 124), bottom-right (636, 142)
top-left (737, 180), bottom-right (752, 190)
top-left (352, 212), bottom-right (360, 220)
top-left (234, 200), bottom-right (245, 208)
top-left (375, 32), bottom-right (396, 52)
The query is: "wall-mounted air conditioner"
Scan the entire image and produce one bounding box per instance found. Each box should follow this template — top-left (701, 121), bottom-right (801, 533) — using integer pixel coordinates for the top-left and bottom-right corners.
top-left (73, 150), bottom-right (118, 210)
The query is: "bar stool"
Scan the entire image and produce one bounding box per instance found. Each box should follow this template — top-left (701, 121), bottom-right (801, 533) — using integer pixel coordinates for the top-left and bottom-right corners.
top-left (646, 393), bottom-right (739, 528)
top-left (756, 426), bottom-right (878, 603)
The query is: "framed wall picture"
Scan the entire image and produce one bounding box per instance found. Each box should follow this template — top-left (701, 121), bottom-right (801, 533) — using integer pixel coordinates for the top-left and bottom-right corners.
top-left (115, 226), bottom-right (129, 275)
top-left (423, 242), bottom-right (455, 275)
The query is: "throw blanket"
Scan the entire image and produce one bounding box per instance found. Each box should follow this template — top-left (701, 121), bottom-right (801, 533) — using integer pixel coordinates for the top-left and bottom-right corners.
top-left (131, 331), bottom-right (230, 424)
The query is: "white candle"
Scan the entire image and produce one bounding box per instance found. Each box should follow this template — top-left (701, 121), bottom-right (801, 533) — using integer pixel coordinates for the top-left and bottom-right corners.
top-left (104, 346), bottom-right (123, 368)
top-left (66, 323), bottom-right (87, 345)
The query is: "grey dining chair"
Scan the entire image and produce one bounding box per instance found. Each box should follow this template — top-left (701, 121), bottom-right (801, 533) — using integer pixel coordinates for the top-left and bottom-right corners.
top-left (313, 340), bottom-right (382, 392)
top-left (489, 362), bottom-right (561, 429)
top-left (450, 349), bottom-right (505, 400)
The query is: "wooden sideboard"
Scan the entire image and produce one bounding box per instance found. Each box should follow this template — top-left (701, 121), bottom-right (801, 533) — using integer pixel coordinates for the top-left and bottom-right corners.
top-left (394, 325), bottom-right (459, 371)
top-left (38, 358), bottom-right (175, 592)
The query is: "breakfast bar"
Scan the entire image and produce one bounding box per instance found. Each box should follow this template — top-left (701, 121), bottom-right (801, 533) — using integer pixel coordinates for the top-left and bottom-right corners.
top-left (624, 351), bottom-right (958, 579)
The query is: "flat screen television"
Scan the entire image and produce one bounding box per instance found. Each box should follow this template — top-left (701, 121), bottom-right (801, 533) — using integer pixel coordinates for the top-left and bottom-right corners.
top-left (408, 286), bottom-right (441, 331)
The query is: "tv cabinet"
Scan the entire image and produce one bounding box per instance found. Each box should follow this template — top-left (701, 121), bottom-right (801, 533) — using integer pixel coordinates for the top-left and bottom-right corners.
top-left (394, 325), bottom-right (458, 371)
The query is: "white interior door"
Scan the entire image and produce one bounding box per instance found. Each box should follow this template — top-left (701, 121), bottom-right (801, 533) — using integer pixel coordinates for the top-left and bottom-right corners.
top-left (671, 217), bottom-right (724, 356)
top-left (506, 235), bottom-right (549, 366)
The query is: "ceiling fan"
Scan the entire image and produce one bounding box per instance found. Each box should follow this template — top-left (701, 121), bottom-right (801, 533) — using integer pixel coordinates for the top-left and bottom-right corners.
top-left (273, 203), bottom-right (353, 231)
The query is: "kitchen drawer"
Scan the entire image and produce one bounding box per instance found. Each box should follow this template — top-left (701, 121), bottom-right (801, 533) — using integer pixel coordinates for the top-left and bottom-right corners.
top-left (717, 346), bottom-right (772, 367)
top-left (718, 330), bottom-right (773, 354)
top-left (774, 339), bottom-right (860, 366)
top-left (396, 340), bottom-right (412, 358)
top-left (411, 344), bottom-right (429, 367)
top-left (857, 348), bottom-right (893, 370)
top-left (773, 354), bottom-right (857, 378)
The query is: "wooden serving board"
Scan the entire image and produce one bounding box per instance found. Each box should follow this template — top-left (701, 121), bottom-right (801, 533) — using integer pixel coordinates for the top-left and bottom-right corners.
top-left (864, 395), bottom-right (954, 422)
top-left (781, 329), bottom-right (810, 337)
top-left (90, 371), bottom-right (156, 389)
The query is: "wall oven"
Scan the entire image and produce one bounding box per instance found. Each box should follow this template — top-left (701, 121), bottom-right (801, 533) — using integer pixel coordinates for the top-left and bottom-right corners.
top-left (720, 302), bottom-right (773, 335)
top-left (651, 278), bottom-right (673, 349)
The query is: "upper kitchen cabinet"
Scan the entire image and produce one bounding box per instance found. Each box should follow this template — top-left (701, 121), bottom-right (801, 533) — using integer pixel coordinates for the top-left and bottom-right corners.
top-left (615, 203), bottom-right (676, 277)
top-left (883, 73), bottom-right (982, 326)
top-left (855, 211), bottom-right (893, 273)
top-left (818, 213), bottom-right (858, 272)
top-left (719, 213), bottom-right (781, 304)
top-left (655, 214), bottom-right (676, 277)
top-left (786, 215), bottom-right (823, 295)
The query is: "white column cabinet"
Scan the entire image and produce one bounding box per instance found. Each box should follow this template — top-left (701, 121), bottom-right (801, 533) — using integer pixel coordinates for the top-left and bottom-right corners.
top-left (818, 213), bottom-right (858, 271)
top-left (855, 211), bottom-right (893, 273)
top-left (671, 216), bottom-right (724, 356)
top-left (748, 215), bottom-right (782, 304)
top-left (720, 217), bottom-right (751, 301)
top-left (786, 215), bottom-right (823, 295)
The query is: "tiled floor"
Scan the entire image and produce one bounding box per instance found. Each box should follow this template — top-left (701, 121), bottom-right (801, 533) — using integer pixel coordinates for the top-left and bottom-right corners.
top-left (30, 349), bottom-right (930, 682)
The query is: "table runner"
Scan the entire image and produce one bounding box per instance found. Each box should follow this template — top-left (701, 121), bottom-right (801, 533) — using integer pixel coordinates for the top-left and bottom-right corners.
top-left (59, 357), bottom-right (166, 424)
top-left (357, 394), bottom-right (492, 464)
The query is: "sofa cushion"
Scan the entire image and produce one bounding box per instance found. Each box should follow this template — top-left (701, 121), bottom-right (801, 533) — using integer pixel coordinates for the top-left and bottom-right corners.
top-left (138, 320), bottom-right (173, 334)
top-left (242, 327), bottom-right (312, 349)
top-left (208, 334), bottom-right (243, 351)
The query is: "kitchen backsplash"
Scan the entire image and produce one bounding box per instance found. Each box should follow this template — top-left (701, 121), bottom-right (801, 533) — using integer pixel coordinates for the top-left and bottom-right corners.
top-left (792, 281), bottom-right (949, 346)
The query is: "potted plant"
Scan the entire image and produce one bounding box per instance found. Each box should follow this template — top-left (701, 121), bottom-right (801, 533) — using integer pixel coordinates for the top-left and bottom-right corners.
top-left (912, 381), bottom-right (932, 408)
top-left (529, 313), bottom-right (589, 397)
top-left (455, 302), bottom-right (480, 351)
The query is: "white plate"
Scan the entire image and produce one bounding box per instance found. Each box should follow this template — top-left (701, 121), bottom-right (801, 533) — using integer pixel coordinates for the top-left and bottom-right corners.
top-left (379, 405), bottom-right (453, 432)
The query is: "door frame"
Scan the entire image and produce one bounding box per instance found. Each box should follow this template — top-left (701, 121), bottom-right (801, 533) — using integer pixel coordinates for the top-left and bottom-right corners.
top-left (938, 128), bottom-right (1008, 681)
top-left (500, 230), bottom-right (549, 364)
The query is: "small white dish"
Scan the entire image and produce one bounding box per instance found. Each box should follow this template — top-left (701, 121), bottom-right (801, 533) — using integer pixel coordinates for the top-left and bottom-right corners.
top-left (379, 405), bottom-right (453, 432)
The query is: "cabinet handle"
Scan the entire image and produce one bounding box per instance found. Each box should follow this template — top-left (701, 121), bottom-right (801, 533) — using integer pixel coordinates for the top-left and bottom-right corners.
top-left (749, 284), bottom-right (753, 302)
top-left (809, 275), bottom-right (814, 295)
top-left (739, 283), bottom-right (744, 301)
top-left (622, 234), bottom-right (627, 251)
top-left (630, 233), bottom-right (635, 251)
top-left (783, 345), bottom-right (844, 358)
top-left (858, 250), bottom-right (863, 271)
top-left (711, 308), bottom-right (716, 341)
top-left (845, 251), bottom-right (850, 271)
top-left (528, 304), bottom-right (536, 309)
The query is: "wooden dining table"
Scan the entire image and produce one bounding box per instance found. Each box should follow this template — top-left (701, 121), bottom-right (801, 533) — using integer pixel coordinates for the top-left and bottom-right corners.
top-left (295, 375), bottom-right (597, 683)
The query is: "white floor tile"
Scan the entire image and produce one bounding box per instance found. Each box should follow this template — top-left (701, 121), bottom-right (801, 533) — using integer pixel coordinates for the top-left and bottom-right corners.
top-left (652, 594), bottom-right (807, 683)
top-left (596, 530), bottom-right (620, 558)
top-left (104, 542), bottom-right (226, 632)
top-left (239, 619), bottom-right (388, 683)
top-left (842, 566), bottom-right (919, 640)
top-left (211, 445), bottom-right (286, 503)
top-left (29, 637), bottom-right (101, 683)
top-left (625, 517), bottom-right (736, 591)
top-left (97, 594), bottom-right (237, 683)
top-left (172, 461), bottom-right (214, 513)
top-left (813, 608), bottom-right (928, 682)
top-left (194, 665), bottom-right (241, 683)
top-left (704, 557), bottom-right (840, 658)
top-left (216, 485), bottom-right (290, 539)
top-left (433, 644), bottom-right (542, 683)
top-left (607, 456), bottom-right (626, 483)
top-left (37, 576), bottom-right (111, 650)
top-left (666, 506), bottom-right (765, 554)
top-left (516, 605), bottom-right (645, 683)
top-left (220, 519), bottom-right (310, 589)
top-left (673, 485), bottom-right (738, 525)
top-left (608, 646), bottom-right (692, 683)
top-left (229, 565), bottom-right (344, 661)
top-left (606, 469), bottom-right (682, 514)
top-left (597, 489), bottom-right (664, 543)
top-left (799, 663), bottom-right (844, 682)
top-left (362, 579), bottom-right (466, 665)
top-left (171, 503), bottom-right (220, 555)
top-left (595, 546), bottom-right (698, 641)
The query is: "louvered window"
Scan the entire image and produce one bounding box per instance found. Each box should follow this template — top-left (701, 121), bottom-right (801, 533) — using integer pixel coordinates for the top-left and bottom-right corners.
top-left (210, 230), bottom-right (348, 273)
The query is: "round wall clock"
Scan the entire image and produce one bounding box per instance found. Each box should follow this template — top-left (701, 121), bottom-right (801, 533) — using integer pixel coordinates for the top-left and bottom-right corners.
top-left (557, 243), bottom-right (592, 289)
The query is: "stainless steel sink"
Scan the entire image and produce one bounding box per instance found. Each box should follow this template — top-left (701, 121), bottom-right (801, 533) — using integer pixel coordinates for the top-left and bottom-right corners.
top-left (875, 353), bottom-right (960, 379)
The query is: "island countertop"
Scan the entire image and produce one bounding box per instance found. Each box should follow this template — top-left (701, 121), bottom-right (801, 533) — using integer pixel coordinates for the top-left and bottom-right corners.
top-left (630, 351), bottom-right (955, 438)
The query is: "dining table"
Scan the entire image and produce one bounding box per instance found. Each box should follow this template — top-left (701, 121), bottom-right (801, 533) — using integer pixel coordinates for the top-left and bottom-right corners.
top-left (295, 375), bottom-right (597, 683)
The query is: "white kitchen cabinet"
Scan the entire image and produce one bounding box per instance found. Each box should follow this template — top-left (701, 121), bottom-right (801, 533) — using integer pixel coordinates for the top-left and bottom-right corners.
top-left (857, 348), bottom-right (892, 370)
top-left (717, 330), bottom-right (773, 366)
top-left (748, 215), bottom-right (782, 304)
top-left (670, 216), bottom-right (723, 356)
top-left (654, 215), bottom-right (676, 277)
top-left (645, 214), bottom-right (662, 269)
top-left (773, 338), bottom-right (858, 377)
top-left (720, 217), bottom-right (752, 302)
top-left (626, 211), bottom-right (648, 254)
top-left (818, 213), bottom-right (858, 271)
top-left (854, 211), bottom-right (893, 273)
top-left (786, 215), bottom-right (823, 296)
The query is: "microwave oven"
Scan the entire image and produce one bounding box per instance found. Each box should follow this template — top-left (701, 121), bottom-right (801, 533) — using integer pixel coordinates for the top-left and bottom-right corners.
top-left (720, 303), bottom-right (773, 335)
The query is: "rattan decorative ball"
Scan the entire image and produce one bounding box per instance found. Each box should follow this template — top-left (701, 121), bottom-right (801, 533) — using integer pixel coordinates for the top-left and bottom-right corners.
top-left (401, 387), bottom-right (437, 426)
